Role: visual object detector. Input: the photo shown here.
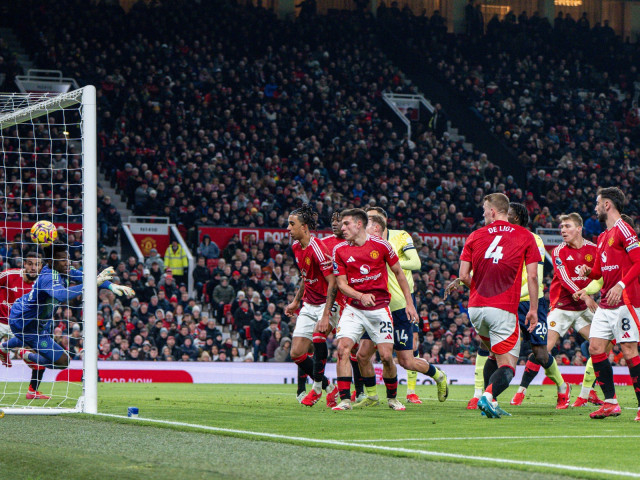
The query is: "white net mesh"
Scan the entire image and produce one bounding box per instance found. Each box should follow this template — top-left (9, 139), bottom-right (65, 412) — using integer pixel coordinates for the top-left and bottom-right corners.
top-left (0, 89), bottom-right (92, 412)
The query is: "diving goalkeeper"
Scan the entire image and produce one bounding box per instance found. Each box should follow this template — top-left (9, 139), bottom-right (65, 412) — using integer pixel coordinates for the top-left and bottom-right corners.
top-left (0, 243), bottom-right (134, 369)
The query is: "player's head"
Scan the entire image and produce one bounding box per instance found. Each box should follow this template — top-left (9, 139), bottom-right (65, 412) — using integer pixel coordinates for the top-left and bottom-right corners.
top-left (287, 204), bottom-right (317, 241)
top-left (508, 202), bottom-right (529, 228)
top-left (365, 206), bottom-right (388, 219)
top-left (621, 214), bottom-right (635, 230)
top-left (43, 243), bottom-right (70, 274)
top-left (559, 213), bottom-right (583, 243)
top-left (483, 193), bottom-right (509, 225)
top-left (330, 210), bottom-right (344, 238)
top-left (23, 251), bottom-right (42, 282)
top-left (366, 214), bottom-right (386, 237)
top-left (340, 208), bottom-right (368, 242)
top-left (596, 187), bottom-right (624, 223)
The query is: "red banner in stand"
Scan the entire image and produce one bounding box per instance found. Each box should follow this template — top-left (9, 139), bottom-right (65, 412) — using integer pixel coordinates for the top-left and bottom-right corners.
top-left (128, 223), bottom-right (171, 257)
top-left (199, 226), bottom-right (470, 250)
top-left (1, 221), bottom-right (82, 242)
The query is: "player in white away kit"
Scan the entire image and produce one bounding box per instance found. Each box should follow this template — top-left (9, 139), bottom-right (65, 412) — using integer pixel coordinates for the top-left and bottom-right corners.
top-left (285, 204), bottom-right (339, 407)
top-left (459, 193), bottom-right (541, 418)
top-left (331, 209), bottom-right (419, 411)
top-left (577, 188), bottom-right (640, 420)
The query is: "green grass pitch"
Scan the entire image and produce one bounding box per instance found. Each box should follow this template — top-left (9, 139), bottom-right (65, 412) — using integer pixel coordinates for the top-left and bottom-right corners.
top-left (2, 383), bottom-right (640, 480)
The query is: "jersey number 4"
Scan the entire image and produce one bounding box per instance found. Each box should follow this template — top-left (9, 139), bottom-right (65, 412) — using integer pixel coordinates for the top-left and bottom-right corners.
top-left (484, 236), bottom-right (504, 264)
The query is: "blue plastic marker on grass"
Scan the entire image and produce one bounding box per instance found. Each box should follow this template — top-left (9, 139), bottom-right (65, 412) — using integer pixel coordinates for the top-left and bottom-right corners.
top-left (127, 407), bottom-right (139, 418)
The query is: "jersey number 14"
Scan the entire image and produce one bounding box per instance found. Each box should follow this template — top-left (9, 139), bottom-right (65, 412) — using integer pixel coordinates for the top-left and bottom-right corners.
top-left (484, 236), bottom-right (504, 264)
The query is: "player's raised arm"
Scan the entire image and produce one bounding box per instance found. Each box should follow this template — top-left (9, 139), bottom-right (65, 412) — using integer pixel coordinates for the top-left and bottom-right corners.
top-left (397, 234), bottom-right (421, 271)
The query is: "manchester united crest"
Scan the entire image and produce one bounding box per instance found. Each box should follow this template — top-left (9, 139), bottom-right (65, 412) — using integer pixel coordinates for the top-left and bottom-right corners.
top-left (305, 257), bottom-right (311, 266)
top-left (585, 254), bottom-right (593, 263)
top-left (370, 250), bottom-right (379, 259)
top-left (608, 237), bottom-right (615, 246)
top-left (550, 321), bottom-right (556, 327)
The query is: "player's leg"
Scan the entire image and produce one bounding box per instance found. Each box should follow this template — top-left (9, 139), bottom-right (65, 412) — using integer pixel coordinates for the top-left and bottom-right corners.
top-left (0, 323), bottom-right (15, 366)
top-left (393, 308), bottom-right (447, 402)
top-left (378, 343), bottom-right (404, 410)
top-left (355, 339), bottom-right (379, 406)
top-left (405, 295), bottom-right (420, 403)
top-left (511, 301), bottom-right (539, 405)
top-left (406, 326), bottom-right (421, 403)
top-left (588, 308), bottom-right (619, 419)
top-left (19, 334), bottom-right (69, 370)
top-left (467, 348), bottom-right (489, 409)
top-left (478, 308), bottom-right (519, 418)
top-left (350, 343), bottom-right (365, 401)
top-left (572, 314), bottom-right (604, 406)
top-left (332, 306), bottom-right (364, 410)
top-left (291, 305), bottom-right (319, 402)
top-left (301, 305), bottom-right (338, 406)
top-left (615, 306), bottom-right (640, 420)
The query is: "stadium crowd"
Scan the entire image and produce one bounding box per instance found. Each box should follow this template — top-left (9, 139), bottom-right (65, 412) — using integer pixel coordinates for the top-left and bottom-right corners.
top-left (2, 0), bottom-right (637, 369)
top-left (381, 4), bottom-right (640, 232)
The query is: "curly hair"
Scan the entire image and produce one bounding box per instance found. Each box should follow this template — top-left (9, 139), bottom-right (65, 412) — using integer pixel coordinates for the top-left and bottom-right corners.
top-left (291, 203), bottom-right (318, 230)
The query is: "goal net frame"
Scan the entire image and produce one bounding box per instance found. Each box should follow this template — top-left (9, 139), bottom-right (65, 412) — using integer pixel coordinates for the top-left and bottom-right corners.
top-left (0, 86), bottom-right (97, 415)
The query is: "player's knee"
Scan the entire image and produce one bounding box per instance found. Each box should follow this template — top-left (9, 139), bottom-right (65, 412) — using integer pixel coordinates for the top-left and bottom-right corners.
top-left (55, 354), bottom-right (70, 368)
top-left (588, 343), bottom-right (604, 356)
top-left (378, 350), bottom-right (394, 365)
top-left (534, 350), bottom-right (549, 365)
top-left (397, 354), bottom-right (413, 370)
top-left (620, 344), bottom-right (639, 361)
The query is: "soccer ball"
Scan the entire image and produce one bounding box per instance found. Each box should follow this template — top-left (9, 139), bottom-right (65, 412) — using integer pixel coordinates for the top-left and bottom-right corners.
top-left (30, 220), bottom-right (58, 246)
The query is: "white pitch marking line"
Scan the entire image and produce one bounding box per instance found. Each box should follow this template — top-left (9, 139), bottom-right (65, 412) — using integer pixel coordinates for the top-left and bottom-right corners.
top-left (351, 434), bottom-right (640, 442)
top-left (95, 413), bottom-right (640, 478)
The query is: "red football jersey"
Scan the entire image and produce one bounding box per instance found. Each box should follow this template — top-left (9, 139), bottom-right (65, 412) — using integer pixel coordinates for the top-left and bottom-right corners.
top-left (321, 234), bottom-right (346, 307)
top-left (549, 241), bottom-right (597, 311)
top-left (291, 236), bottom-right (333, 306)
top-left (333, 235), bottom-right (398, 311)
top-left (590, 219), bottom-right (640, 309)
top-left (0, 269), bottom-right (35, 325)
top-left (460, 220), bottom-right (541, 315)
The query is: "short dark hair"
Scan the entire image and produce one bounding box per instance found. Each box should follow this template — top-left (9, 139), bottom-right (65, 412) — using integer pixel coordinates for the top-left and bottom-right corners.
top-left (341, 208), bottom-right (368, 227)
top-left (330, 210), bottom-right (342, 223)
top-left (365, 206), bottom-right (388, 219)
top-left (509, 202), bottom-right (529, 227)
top-left (598, 187), bottom-right (625, 213)
top-left (290, 203), bottom-right (318, 230)
top-left (25, 251), bottom-right (42, 260)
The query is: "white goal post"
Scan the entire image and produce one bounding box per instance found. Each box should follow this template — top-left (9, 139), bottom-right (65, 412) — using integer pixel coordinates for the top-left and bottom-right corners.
top-left (0, 86), bottom-right (97, 415)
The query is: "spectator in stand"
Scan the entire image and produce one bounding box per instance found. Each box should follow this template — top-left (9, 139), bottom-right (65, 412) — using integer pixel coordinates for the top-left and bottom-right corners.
top-left (192, 256), bottom-right (210, 301)
top-left (198, 235), bottom-right (220, 259)
top-left (165, 240), bottom-right (189, 286)
top-left (273, 336), bottom-right (292, 362)
top-left (145, 249), bottom-right (165, 271)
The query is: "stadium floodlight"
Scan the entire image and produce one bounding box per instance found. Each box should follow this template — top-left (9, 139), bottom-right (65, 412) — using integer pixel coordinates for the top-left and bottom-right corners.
top-left (0, 87), bottom-right (97, 415)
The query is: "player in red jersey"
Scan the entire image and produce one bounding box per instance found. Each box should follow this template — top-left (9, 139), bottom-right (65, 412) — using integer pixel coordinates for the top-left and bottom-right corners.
top-left (576, 187), bottom-right (640, 420)
top-left (331, 209), bottom-right (418, 411)
top-left (284, 204), bottom-right (339, 407)
top-left (0, 252), bottom-right (50, 399)
top-left (459, 193), bottom-right (541, 418)
top-left (320, 211), bottom-right (365, 401)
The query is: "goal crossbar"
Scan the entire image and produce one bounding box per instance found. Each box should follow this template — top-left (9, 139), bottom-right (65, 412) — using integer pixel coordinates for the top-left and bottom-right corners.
top-left (0, 90), bottom-right (84, 130)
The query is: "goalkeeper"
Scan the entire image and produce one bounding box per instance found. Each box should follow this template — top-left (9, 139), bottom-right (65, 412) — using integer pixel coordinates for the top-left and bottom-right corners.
top-left (0, 243), bottom-right (134, 369)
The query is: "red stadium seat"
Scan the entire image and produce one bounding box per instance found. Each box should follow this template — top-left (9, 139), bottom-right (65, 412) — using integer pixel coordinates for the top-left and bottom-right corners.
top-left (223, 304), bottom-right (232, 316)
top-left (243, 325), bottom-right (252, 342)
top-left (207, 258), bottom-right (218, 272)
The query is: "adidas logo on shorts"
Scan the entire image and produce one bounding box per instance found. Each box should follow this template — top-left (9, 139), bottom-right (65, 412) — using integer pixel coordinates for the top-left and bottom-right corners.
top-left (385, 334), bottom-right (392, 340)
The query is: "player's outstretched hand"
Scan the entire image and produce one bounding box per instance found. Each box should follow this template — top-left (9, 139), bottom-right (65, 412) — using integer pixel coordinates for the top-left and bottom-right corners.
top-left (525, 310), bottom-right (538, 332)
top-left (97, 266), bottom-right (115, 286)
top-left (108, 284), bottom-right (135, 298)
top-left (360, 293), bottom-right (375, 307)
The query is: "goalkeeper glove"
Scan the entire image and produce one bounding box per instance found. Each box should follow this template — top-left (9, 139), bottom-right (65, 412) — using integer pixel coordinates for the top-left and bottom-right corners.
top-left (108, 284), bottom-right (136, 298)
top-left (97, 266), bottom-right (115, 286)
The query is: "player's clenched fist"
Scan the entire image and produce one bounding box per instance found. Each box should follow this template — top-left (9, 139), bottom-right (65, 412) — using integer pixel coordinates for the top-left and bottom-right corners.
top-left (360, 293), bottom-right (375, 307)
